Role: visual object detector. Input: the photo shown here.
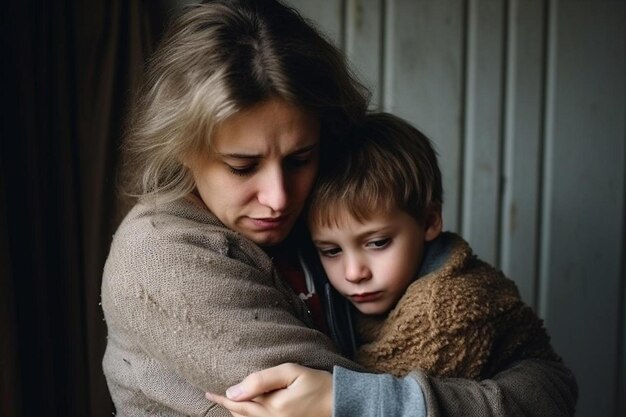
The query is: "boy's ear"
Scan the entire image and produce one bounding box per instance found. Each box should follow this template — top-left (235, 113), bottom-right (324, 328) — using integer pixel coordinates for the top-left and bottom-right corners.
top-left (424, 205), bottom-right (443, 242)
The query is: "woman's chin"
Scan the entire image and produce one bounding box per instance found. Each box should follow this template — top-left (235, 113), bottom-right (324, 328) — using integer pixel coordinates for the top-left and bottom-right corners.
top-left (243, 229), bottom-right (291, 247)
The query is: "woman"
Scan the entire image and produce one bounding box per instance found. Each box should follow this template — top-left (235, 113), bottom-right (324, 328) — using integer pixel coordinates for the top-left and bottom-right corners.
top-left (101, 1), bottom-right (576, 416)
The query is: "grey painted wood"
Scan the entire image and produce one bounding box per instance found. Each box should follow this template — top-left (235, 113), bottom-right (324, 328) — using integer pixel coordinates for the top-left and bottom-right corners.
top-left (461, 0), bottom-right (505, 265)
top-left (384, 0), bottom-right (465, 232)
top-left (286, 0), bottom-right (344, 47)
top-left (539, 2), bottom-right (625, 417)
top-left (345, 0), bottom-right (384, 108)
top-left (499, 0), bottom-right (546, 307)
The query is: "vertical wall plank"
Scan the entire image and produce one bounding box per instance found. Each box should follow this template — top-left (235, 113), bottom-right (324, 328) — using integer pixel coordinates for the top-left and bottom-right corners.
top-left (461, 0), bottom-right (505, 265)
top-left (540, 2), bottom-right (625, 417)
top-left (345, 0), bottom-right (383, 107)
top-left (384, 0), bottom-right (465, 232)
top-left (618, 93), bottom-right (626, 417)
top-left (499, 0), bottom-right (545, 307)
top-left (286, 0), bottom-right (344, 46)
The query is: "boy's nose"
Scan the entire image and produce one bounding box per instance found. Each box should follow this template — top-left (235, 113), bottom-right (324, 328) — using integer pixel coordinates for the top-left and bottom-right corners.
top-left (344, 256), bottom-right (372, 284)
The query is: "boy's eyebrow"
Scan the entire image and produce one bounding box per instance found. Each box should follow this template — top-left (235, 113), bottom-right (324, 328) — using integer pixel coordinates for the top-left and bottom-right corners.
top-left (312, 239), bottom-right (335, 246)
top-left (354, 228), bottom-right (391, 240)
top-left (312, 226), bottom-right (393, 245)
top-left (218, 143), bottom-right (318, 159)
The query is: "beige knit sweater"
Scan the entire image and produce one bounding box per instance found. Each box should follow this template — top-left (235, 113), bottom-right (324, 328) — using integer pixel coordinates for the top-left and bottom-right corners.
top-left (101, 199), bottom-right (358, 416)
top-left (356, 232), bottom-right (559, 379)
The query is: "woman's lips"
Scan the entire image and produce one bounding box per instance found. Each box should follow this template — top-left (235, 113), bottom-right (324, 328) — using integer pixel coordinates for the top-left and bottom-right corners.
top-left (350, 291), bottom-right (382, 303)
top-left (249, 216), bottom-right (288, 230)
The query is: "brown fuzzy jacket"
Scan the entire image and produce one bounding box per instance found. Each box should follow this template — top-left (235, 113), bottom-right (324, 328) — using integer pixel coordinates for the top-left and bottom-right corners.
top-left (356, 232), bottom-right (559, 379)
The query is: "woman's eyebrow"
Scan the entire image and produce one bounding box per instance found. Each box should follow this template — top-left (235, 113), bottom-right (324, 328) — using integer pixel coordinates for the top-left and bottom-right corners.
top-left (219, 152), bottom-right (260, 159)
top-left (289, 142), bottom-right (318, 155)
top-left (219, 142), bottom-right (318, 159)
top-left (278, 142), bottom-right (319, 158)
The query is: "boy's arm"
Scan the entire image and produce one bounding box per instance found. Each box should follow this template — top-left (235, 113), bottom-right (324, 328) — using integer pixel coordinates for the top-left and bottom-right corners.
top-left (333, 359), bottom-right (577, 417)
top-left (416, 359), bottom-right (577, 417)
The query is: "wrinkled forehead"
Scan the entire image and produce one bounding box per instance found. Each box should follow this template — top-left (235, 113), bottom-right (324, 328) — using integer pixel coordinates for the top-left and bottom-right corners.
top-left (205, 97), bottom-right (320, 153)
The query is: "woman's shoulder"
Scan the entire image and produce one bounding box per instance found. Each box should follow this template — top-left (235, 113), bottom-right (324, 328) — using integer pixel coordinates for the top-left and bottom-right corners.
top-left (104, 198), bottom-right (274, 290)
top-left (116, 198), bottom-right (273, 253)
top-left (110, 199), bottom-right (227, 256)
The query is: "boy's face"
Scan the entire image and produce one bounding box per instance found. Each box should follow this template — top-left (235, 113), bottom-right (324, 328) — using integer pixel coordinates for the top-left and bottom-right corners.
top-left (311, 207), bottom-right (442, 315)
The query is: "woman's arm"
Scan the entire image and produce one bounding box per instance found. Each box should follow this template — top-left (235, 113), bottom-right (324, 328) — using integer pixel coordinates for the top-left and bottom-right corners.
top-left (102, 213), bottom-right (361, 396)
top-left (208, 359), bottom-right (576, 417)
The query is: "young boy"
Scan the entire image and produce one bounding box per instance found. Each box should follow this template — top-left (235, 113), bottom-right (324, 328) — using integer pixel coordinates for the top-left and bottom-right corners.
top-left (307, 112), bottom-right (559, 379)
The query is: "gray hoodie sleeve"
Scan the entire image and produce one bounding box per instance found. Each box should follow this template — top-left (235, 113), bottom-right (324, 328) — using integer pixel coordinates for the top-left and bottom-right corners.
top-left (332, 359), bottom-right (577, 417)
top-left (332, 366), bottom-right (427, 417)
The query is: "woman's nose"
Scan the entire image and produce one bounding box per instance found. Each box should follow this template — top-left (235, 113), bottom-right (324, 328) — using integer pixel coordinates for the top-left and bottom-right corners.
top-left (257, 166), bottom-right (288, 212)
top-left (344, 255), bottom-right (372, 284)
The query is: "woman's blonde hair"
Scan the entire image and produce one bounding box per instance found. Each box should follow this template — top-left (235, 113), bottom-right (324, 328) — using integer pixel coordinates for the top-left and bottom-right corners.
top-left (309, 112), bottom-right (443, 228)
top-left (123, 0), bottom-right (368, 203)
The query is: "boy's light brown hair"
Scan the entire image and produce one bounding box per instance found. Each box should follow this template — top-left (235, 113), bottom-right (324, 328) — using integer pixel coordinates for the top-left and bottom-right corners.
top-left (309, 112), bottom-right (443, 228)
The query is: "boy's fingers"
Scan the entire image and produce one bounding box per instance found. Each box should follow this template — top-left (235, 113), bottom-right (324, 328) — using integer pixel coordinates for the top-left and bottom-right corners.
top-left (224, 363), bottom-right (300, 401)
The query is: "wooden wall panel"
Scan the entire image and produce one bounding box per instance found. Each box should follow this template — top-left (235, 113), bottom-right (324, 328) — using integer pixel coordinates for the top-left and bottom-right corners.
top-left (384, 0), bottom-right (465, 232)
top-left (539, 2), bottom-right (625, 416)
top-left (461, 0), bottom-right (505, 265)
top-left (500, 0), bottom-right (546, 307)
top-left (286, 0), bottom-right (344, 46)
top-left (345, 0), bottom-right (384, 107)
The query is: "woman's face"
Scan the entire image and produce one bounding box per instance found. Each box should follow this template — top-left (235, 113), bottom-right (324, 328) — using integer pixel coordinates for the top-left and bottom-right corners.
top-left (189, 98), bottom-right (320, 246)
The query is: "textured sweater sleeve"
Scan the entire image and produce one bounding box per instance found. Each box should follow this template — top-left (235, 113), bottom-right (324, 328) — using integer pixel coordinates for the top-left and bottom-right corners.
top-left (414, 359), bottom-right (578, 417)
top-left (333, 359), bottom-right (576, 417)
top-left (101, 209), bottom-right (360, 396)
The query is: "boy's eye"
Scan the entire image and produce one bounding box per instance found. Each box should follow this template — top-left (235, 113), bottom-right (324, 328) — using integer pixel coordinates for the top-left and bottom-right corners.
top-left (365, 238), bottom-right (391, 250)
top-left (318, 247), bottom-right (342, 257)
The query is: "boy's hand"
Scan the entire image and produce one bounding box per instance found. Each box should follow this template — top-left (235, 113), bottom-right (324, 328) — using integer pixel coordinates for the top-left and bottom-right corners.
top-left (206, 363), bottom-right (332, 417)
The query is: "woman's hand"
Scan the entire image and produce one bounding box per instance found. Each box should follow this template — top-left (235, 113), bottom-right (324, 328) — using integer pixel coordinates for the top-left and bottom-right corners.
top-left (206, 363), bottom-right (332, 417)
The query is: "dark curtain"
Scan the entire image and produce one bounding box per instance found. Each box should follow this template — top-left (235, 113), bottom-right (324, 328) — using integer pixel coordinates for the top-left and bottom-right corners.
top-left (0, 1), bottom-right (181, 415)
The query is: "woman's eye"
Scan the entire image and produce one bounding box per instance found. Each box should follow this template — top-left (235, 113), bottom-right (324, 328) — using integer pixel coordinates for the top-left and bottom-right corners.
top-left (285, 156), bottom-right (312, 169)
top-left (227, 164), bottom-right (257, 176)
top-left (285, 147), bottom-right (317, 170)
top-left (318, 247), bottom-right (342, 257)
top-left (366, 238), bottom-right (391, 249)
